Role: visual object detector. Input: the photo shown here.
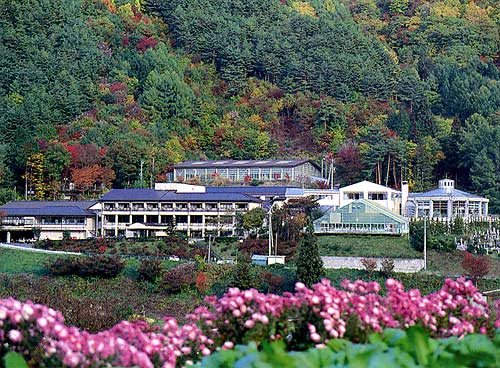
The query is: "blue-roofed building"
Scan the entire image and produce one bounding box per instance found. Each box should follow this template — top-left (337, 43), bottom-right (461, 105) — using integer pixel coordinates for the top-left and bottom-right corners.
top-left (0, 201), bottom-right (98, 242)
top-left (169, 159), bottom-right (323, 184)
top-left (406, 179), bottom-right (489, 220)
top-left (99, 184), bottom-right (263, 238)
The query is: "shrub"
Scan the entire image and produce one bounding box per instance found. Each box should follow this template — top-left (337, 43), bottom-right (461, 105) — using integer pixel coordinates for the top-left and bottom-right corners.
top-left (462, 252), bottom-right (491, 284)
top-left (0, 278), bottom-right (497, 367)
top-left (46, 255), bottom-right (124, 278)
top-left (138, 259), bottom-right (163, 282)
top-left (380, 258), bottom-right (395, 277)
top-left (195, 272), bottom-right (210, 293)
top-left (161, 262), bottom-right (196, 294)
top-left (260, 271), bottom-right (284, 293)
top-left (360, 258), bottom-right (377, 273)
top-left (228, 257), bottom-right (260, 290)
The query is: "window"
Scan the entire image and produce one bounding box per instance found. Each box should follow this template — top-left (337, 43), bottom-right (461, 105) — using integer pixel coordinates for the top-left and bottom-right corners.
top-left (432, 201), bottom-right (448, 217)
top-left (104, 215), bottom-right (115, 224)
top-left (344, 192), bottom-right (363, 200)
top-left (368, 193), bottom-right (387, 200)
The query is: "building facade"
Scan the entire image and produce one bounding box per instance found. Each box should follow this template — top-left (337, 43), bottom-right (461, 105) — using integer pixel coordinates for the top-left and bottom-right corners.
top-left (338, 180), bottom-right (407, 216)
top-left (99, 185), bottom-right (262, 238)
top-left (406, 179), bottom-right (489, 220)
top-left (0, 201), bottom-right (98, 241)
top-left (313, 199), bottom-right (409, 235)
top-left (170, 159), bottom-right (322, 183)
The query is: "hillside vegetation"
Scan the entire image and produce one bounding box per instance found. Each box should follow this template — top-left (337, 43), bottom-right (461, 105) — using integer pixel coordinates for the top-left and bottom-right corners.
top-left (0, 0), bottom-right (500, 209)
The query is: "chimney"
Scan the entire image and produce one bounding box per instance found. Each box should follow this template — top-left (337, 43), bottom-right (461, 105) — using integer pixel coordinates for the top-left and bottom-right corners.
top-left (401, 181), bottom-right (408, 216)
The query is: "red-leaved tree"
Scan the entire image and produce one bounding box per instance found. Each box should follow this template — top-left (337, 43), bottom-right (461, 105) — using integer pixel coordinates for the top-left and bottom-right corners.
top-left (462, 252), bottom-right (491, 284)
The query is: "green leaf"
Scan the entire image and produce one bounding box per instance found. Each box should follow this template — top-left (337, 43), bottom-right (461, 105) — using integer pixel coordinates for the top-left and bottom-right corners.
top-left (3, 352), bottom-right (29, 368)
top-left (406, 326), bottom-right (432, 366)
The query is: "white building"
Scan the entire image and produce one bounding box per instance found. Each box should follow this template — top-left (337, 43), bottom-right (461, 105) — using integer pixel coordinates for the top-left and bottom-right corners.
top-left (98, 184), bottom-right (262, 238)
top-left (338, 180), bottom-right (407, 216)
top-left (0, 201), bottom-right (98, 242)
top-left (406, 179), bottom-right (488, 220)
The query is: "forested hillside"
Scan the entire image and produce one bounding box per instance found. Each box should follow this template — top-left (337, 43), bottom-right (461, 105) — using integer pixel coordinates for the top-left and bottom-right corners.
top-left (1, 0), bottom-right (500, 210)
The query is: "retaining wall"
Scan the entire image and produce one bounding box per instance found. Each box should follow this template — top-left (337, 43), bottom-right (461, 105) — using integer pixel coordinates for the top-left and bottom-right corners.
top-left (321, 256), bottom-right (424, 273)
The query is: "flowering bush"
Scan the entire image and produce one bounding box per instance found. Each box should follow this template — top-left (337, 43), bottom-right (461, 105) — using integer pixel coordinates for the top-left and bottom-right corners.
top-left (0, 278), bottom-right (498, 367)
top-left (46, 255), bottom-right (124, 278)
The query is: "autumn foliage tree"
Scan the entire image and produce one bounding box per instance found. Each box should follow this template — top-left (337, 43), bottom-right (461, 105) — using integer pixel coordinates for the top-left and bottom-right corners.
top-left (461, 252), bottom-right (491, 285)
top-left (71, 165), bottom-right (115, 194)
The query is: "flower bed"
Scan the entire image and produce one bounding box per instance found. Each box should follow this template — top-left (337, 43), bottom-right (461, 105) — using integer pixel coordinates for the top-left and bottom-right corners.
top-left (0, 278), bottom-right (499, 367)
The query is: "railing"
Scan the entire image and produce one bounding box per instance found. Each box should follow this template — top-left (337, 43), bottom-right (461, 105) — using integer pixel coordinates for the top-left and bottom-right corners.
top-left (1, 220), bottom-right (34, 226)
top-left (315, 227), bottom-right (406, 235)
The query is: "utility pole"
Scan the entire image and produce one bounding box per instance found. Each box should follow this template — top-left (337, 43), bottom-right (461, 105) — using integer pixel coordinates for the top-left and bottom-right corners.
top-left (139, 160), bottom-right (144, 187)
top-left (268, 208), bottom-right (273, 257)
top-left (424, 216), bottom-right (427, 270)
top-left (208, 234), bottom-right (212, 263)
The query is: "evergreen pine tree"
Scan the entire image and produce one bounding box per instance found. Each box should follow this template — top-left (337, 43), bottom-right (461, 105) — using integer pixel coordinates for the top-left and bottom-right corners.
top-left (296, 225), bottom-right (323, 287)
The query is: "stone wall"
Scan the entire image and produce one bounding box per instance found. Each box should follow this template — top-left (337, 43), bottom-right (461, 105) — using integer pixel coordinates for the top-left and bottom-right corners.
top-left (321, 256), bottom-right (424, 273)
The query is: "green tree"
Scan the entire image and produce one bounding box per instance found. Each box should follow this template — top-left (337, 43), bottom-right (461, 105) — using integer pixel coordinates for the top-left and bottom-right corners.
top-left (44, 144), bottom-right (70, 182)
top-left (296, 226), bottom-right (323, 287)
top-left (241, 207), bottom-right (267, 237)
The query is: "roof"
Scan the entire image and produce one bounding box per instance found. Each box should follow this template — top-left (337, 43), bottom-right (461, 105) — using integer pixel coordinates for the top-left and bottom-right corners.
top-left (173, 159), bottom-right (320, 170)
top-left (0, 201), bottom-right (97, 217)
top-left (408, 188), bottom-right (487, 200)
top-left (340, 180), bottom-right (399, 193)
top-left (206, 186), bottom-right (290, 197)
top-left (99, 189), bottom-right (262, 203)
top-left (315, 199), bottom-right (407, 224)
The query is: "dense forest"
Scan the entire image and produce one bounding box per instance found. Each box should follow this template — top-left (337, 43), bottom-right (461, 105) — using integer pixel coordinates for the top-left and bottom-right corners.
top-left (0, 0), bottom-right (500, 210)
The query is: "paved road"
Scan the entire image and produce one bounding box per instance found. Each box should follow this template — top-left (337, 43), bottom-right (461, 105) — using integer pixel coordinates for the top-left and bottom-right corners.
top-left (0, 242), bottom-right (81, 255)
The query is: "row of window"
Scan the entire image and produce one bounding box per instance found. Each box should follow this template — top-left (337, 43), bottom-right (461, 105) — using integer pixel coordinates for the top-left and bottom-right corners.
top-left (343, 192), bottom-right (391, 200)
top-left (103, 203), bottom-right (247, 211)
top-left (103, 214), bottom-right (234, 225)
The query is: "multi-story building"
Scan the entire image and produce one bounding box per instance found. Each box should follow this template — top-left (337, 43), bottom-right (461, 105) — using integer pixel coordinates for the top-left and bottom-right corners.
top-left (98, 184), bottom-right (262, 238)
top-left (339, 180), bottom-right (407, 216)
top-left (0, 201), bottom-right (98, 242)
top-left (169, 159), bottom-right (323, 183)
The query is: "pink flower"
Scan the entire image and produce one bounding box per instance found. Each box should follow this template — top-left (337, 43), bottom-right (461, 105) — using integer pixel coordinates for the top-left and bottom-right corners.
top-left (8, 329), bottom-right (22, 343)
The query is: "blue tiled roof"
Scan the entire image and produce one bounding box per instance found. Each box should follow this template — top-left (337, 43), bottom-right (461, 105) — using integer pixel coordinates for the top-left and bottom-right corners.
top-left (0, 201), bottom-right (96, 216)
top-left (174, 159), bottom-right (320, 169)
top-left (205, 186), bottom-right (290, 197)
top-left (99, 189), bottom-right (262, 203)
top-left (408, 188), bottom-right (485, 199)
top-left (100, 189), bottom-right (168, 201)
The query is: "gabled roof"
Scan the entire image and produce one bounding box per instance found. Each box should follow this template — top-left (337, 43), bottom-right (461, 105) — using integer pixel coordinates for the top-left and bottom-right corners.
top-left (340, 180), bottom-right (399, 193)
top-left (173, 159), bottom-right (320, 170)
top-left (409, 188), bottom-right (487, 200)
top-left (0, 201), bottom-right (97, 217)
top-left (314, 199), bottom-right (407, 224)
top-left (99, 189), bottom-right (262, 203)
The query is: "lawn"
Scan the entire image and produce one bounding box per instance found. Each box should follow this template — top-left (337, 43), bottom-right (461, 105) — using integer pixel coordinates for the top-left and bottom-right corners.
top-left (0, 248), bottom-right (179, 277)
top-left (317, 235), bottom-right (421, 258)
top-left (427, 250), bottom-right (500, 279)
top-left (0, 248), bottom-right (55, 275)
